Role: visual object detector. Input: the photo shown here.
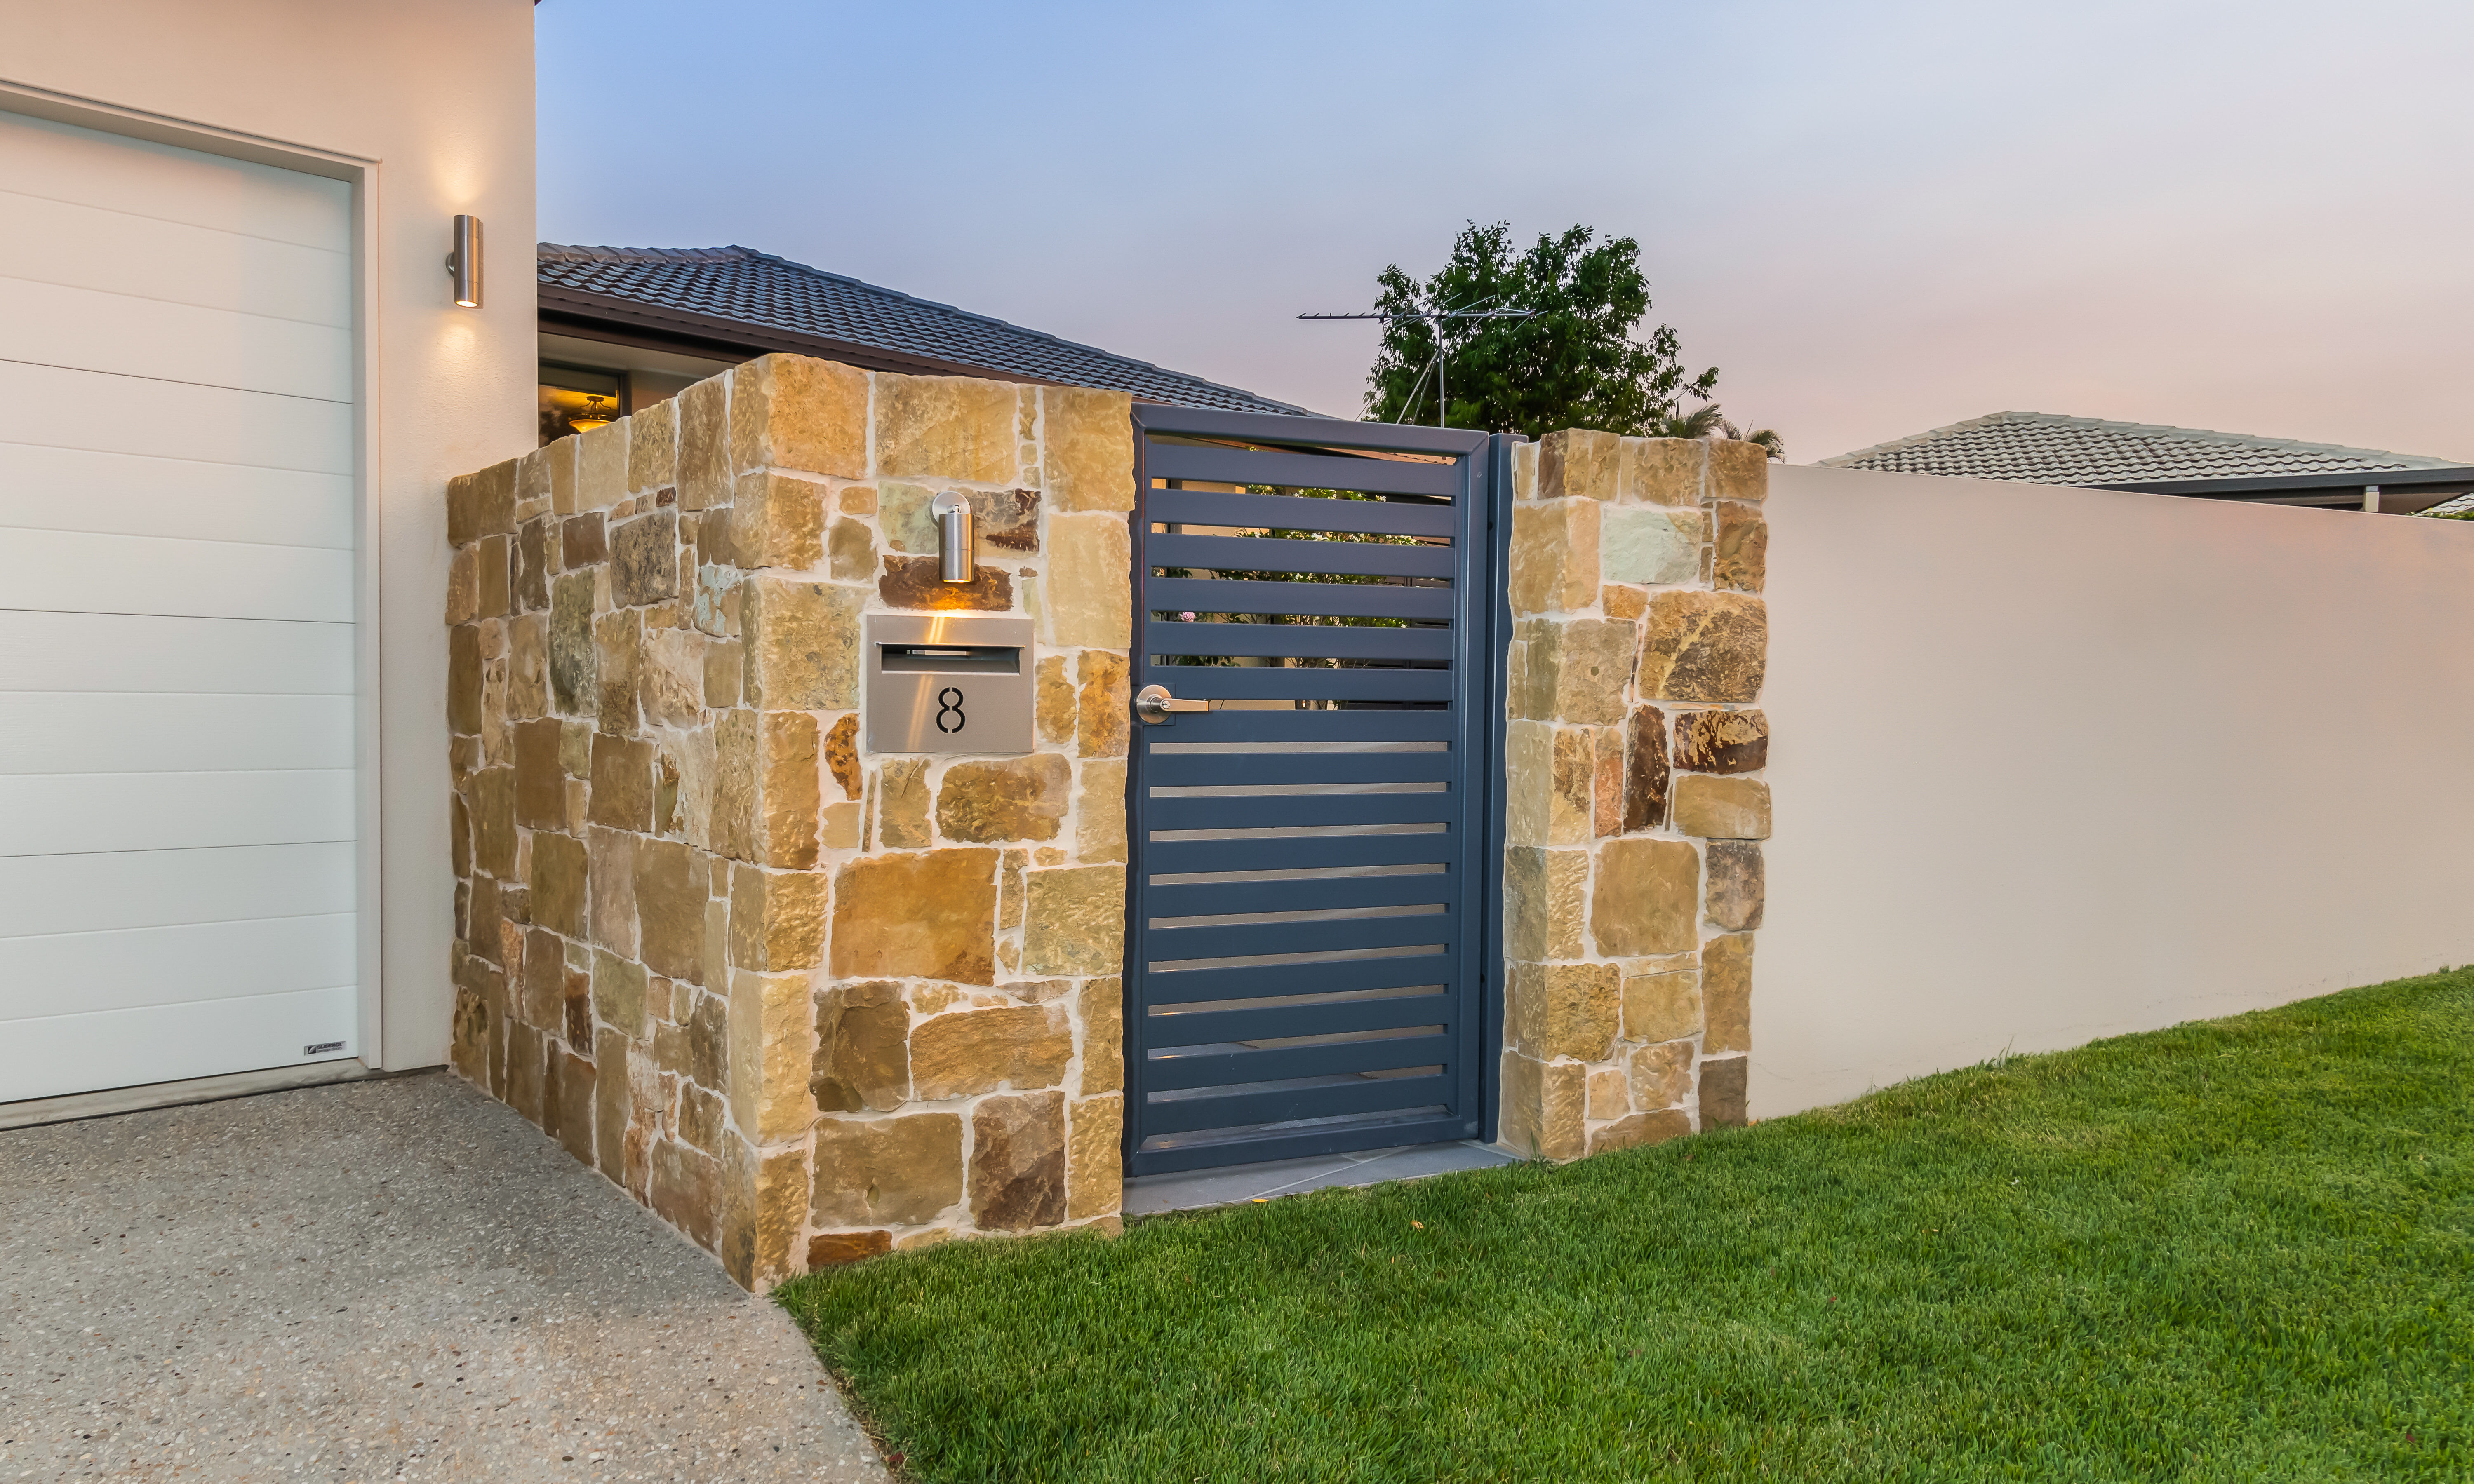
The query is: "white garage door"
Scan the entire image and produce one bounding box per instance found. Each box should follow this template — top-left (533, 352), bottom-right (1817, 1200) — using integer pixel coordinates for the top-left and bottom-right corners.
top-left (0, 110), bottom-right (360, 1103)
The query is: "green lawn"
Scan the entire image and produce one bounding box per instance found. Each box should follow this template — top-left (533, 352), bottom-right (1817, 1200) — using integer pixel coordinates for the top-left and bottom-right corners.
top-left (777, 971), bottom-right (2473, 1482)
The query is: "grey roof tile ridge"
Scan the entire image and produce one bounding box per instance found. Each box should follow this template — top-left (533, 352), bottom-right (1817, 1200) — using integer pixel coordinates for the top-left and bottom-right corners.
top-left (538, 241), bottom-right (1315, 415)
top-left (1823, 407), bottom-right (2455, 472)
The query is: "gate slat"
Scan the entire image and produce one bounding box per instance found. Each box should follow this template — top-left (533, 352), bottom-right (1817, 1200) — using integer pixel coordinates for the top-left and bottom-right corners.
top-left (1148, 487), bottom-right (1458, 538)
top-left (1148, 443), bottom-right (1461, 499)
top-left (1147, 792), bottom-right (1452, 831)
top-left (1148, 620), bottom-right (1454, 663)
top-left (1142, 951), bottom-right (1451, 1007)
top-left (1145, 749), bottom-right (1453, 787)
top-left (1148, 577), bottom-right (1454, 622)
top-left (1141, 833), bottom-right (1453, 875)
top-left (1148, 533), bottom-right (1455, 580)
top-left (1141, 667), bottom-right (1454, 703)
top-left (1144, 1031), bottom-right (1454, 1092)
top-left (1145, 911), bottom-right (1451, 964)
top-left (1149, 709), bottom-right (1455, 743)
top-left (1139, 1072), bottom-right (1455, 1136)
top-left (1145, 872), bottom-right (1450, 918)
top-left (1147, 991), bottom-right (1454, 1048)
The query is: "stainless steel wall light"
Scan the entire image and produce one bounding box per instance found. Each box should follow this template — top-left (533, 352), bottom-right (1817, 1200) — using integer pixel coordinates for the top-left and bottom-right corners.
top-left (931, 491), bottom-right (975, 582)
top-left (446, 215), bottom-right (482, 307)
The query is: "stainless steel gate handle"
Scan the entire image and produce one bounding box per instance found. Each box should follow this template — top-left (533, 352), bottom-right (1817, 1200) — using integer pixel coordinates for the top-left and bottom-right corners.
top-left (1133, 683), bottom-right (1209, 725)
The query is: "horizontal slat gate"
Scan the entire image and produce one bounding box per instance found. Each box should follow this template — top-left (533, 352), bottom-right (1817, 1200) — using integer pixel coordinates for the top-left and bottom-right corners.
top-left (1125, 408), bottom-right (1496, 1176)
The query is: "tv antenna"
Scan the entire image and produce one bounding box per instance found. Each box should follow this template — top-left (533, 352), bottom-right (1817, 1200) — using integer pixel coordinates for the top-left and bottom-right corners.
top-left (1297, 305), bottom-right (1536, 428)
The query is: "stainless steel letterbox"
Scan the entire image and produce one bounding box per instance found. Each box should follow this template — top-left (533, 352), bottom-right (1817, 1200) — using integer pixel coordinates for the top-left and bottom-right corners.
top-left (864, 614), bottom-right (1034, 755)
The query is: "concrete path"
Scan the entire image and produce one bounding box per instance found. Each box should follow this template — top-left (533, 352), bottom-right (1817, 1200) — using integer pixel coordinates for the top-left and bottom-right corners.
top-left (0, 1071), bottom-right (889, 1483)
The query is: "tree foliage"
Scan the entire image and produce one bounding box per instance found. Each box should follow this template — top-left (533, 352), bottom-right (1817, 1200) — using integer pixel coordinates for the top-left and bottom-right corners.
top-left (1363, 221), bottom-right (1718, 438)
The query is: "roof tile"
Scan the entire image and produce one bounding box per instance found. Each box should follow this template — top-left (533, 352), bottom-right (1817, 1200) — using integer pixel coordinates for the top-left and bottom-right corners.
top-left (1821, 410), bottom-right (2457, 485)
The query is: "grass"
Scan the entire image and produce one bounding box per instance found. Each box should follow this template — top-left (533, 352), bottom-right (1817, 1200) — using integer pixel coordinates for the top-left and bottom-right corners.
top-left (777, 971), bottom-right (2474, 1482)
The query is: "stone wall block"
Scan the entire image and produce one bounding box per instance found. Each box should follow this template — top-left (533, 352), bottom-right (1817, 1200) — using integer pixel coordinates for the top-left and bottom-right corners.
top-left (1702, 932), bottom-right (1753, 1053)
top-left (1589, 1108), bottom-right (1690, 1156)
top-left (1079, 977), bottom-right (1125, 1097)
top-left (588, 733), bottom-right (655, 831)
top-left (1498, 1052), bottom-right (1585, 1161)
top-left (1041, 514), bottom-right (1131, 649)
top-left (877, 555), bottom-right (1013, 611)
top-left (611, 509), bottom-right (680, 607)
top-left (936, 754), bottom-right (1073, 843)
top-left (1067, 1092), bottom-right (1124, 1219)
top-left (1714, 503), bottom-right (1766, 594)
top-left (587, 827), bottom-right (638, 954)
top-left (829, 848), bottom-right (999, 985)
top-left (578, 422), bottom-right (629, 512)
top-left (1020, 865), bottom-right (1126, 977)
top-left (1503, 846), bottom-right (1588, 962)
top-left (812, 980), bottom-right (910, 1113)
top-left (634, 838), bottom-right (707, 983)
top-left (676, 375), bottom-right (729, 509)
top-left (1601, 506), bottom-right (1705, 587)
top-left (875, 372), bottom-right (1019, 485)
top-left (628, 397), bottom-right (677, 494)
top-left (756, 712), bottom-right (821, 869)
top-left (1035, 655), bottom-right (1075, 746)
top-left (1699, 1055), bottom-right (1748, 1128)
top-left (875, 758), bottom-right (932, 849)
top-left (823, 714), bottom-right (861, 801)
top-left (1537, 428), bottom-right (1618, 500)
top-left (731, 471), bottom-right (826, 571)
top-left (1509, 499), bottom-right (1600, 616)
top-left (529, 832), bottom-right (587, 939)
top-left (550, 1048), bottom-right (596, 1166)
top-left (1622, 965), bottom-right (1701, 1045)
top-left (1523, 619), bottom-right (1633, 725)
top-left (729, 863), bottom-right (828, 972)
top-left (641, 628), bottom-right (705, 728)
top-left (1637, 591), bottom-right (1766, 705)
top-left (1673, 775), bottom-right (1771, 840)
top-left (448, 626), bottom-right (483, 734)
top-left (649, 1140), bottom-right (722, 1250)
top-left (721, 1138), bottom-right (808, 1290)
top-left (592, 946), bottom-right (650, 1040)
top-left (1074, 760), bottom-right (1127, 865)
top-left (475, 458), bottom-right (518, 537)
top-left (1075, 650), bottom-right (1130, 758)
top-left (548, 574), bottom-right (596, 715)
top-left (477, 535), bottom-right (511, 619)
top-left (730, 355), bottom-right (868, 479)
top-left (513, 717), bottom-right (565, 827)
top-left (910, 1004), bottom-right (1073, 1100)
top-left (1508, 960), bottom-right (1619, 1062)
top-left (1672, 709), bottom-right (1768, 773)
top-left (1041, 387), bottom-right (1136, 512)
top-left (507, 616), bottom-right (549, 720)
top-left (1628, 1039), bottom-right (1695, 1111)
top-left (1588, 837), bottom-right (1698, 957)
top-left (969, 1091), bottom-right (1068, 1232)
top-left (1623, 705), bottom-right (1670, 831)
top-left (881, 484), bottom-right (1041, 554)
top-left (594, 610), bottom-right (642, 736)
top-left (446, 546), bottom-right (478, 626)
top-left (812, 1113), bottom-right (965, 1228)
top-left (472, 768), bottom-right (515, 877)
top-left (1707, 439), bottom-right (1770, 504)
top-left (743, 577), bottom-right (864, 711)
top-left (729, 969), bottom-right (815, 1144)
top-left (1705, 841), bottom-right (1765, 930)
top-left (1617, 437), bottom-right (1706, 507)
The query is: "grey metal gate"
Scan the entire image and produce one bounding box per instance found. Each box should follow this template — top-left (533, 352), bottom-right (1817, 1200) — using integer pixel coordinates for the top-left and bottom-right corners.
top-left (1122, 406), bottom-right (1507, 1176)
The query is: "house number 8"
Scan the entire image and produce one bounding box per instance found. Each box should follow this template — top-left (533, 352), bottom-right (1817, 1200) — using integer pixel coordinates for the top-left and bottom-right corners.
top-left (935, 686), bottom-right (967, 734)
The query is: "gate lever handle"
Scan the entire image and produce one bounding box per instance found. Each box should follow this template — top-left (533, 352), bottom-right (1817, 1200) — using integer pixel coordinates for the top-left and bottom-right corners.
top-left (1134, 683), bottom-right (1209, 724)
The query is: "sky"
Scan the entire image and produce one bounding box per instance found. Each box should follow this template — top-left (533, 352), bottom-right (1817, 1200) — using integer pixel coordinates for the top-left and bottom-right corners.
top-left (539, 0), bottom-right (2474, 464)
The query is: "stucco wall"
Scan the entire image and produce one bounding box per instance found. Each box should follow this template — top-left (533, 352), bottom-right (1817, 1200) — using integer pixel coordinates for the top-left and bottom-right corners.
top-left (0, 0), bottom-right (539, 1072)
top-left (1757, 464), bottom-right (2474, 1118)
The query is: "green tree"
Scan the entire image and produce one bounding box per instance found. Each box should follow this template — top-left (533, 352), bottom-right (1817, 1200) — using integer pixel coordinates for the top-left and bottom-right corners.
top-left (1363, 221), bottom-right (1717, 437)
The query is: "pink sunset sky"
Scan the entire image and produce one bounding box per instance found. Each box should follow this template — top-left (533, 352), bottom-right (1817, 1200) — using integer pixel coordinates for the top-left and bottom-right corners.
top-left (540, 0), bottom-right (2473, 463)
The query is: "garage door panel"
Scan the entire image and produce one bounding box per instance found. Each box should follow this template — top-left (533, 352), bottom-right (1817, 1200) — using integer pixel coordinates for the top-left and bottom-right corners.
top-left (0, 111), bottom-right (348, 251)
top-left (0, 188), bottom-right (351, 326)
top-left (0, 843), bottom-right (354, 938)
top-left (3, 528), bottom-right (353, 623)
top-left (0, 770), bottom-right (354, 857)
top-left (0, 277), bottom-right (352, 401)
top-left (0, 444), bottom-right (351, 548)
top-left (0, 694), bottom-right (353, 773)
top-left (0, 986), bottom-right (357, 1104)
top-left (0, 612), bottom-right (352, 694)
top-left (0, 912), bottom-right (355, 1021)
top-left (0, 361), bottom-right (351, 473)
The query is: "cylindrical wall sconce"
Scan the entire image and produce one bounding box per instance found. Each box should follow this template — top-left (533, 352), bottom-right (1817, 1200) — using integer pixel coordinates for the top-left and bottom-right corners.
top-left (931, 492), bottom-right (975, 583)
top-left (446, 215), bottom-right (483, 308)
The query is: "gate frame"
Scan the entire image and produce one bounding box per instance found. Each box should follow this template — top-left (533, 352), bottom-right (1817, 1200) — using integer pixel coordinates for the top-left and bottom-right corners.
top-left (1119, 406), bottom-right (1513, 1173)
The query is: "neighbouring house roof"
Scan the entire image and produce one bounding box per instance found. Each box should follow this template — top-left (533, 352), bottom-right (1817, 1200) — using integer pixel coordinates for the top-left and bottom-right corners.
top-left (537, 244), bottom-right (1312, 416)
top-left (2427, 491), bottom-right (2474, 517)
top-left (1822, 410), bottom-right (2462, 486)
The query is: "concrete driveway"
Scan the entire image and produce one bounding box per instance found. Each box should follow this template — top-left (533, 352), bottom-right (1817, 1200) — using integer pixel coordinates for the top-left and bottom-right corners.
top-left (0, 1071), bottom-right (889, 1482)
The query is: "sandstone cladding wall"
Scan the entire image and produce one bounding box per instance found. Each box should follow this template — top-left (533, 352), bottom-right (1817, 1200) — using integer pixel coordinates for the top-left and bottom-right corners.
top-left (1498, 430), bottom-right (1770, 1160)
top-left (444, 355), bottom-right (1133, 1288)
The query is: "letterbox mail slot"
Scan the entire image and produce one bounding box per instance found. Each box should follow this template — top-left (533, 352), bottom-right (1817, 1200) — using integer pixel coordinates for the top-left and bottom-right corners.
top-left (865, 613), bottom-right (1034, 754)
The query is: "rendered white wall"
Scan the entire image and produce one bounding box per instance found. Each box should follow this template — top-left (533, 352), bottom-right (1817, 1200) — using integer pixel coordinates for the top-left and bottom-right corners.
top-left (0, 0), bottom-right (537, 1070)
top-left (1757, 464), bottom-right (2474, 1118)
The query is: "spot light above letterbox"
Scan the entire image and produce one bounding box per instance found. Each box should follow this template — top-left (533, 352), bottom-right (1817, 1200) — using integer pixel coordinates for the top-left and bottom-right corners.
top-left (865, 614), bottom-right (1033, 755)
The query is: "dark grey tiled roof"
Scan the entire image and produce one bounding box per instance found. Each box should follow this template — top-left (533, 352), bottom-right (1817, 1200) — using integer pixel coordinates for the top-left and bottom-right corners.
top-left (1822, 410), bottom-right (2459, 485)
top-left (538, 244), bottom-right (1311, 416)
